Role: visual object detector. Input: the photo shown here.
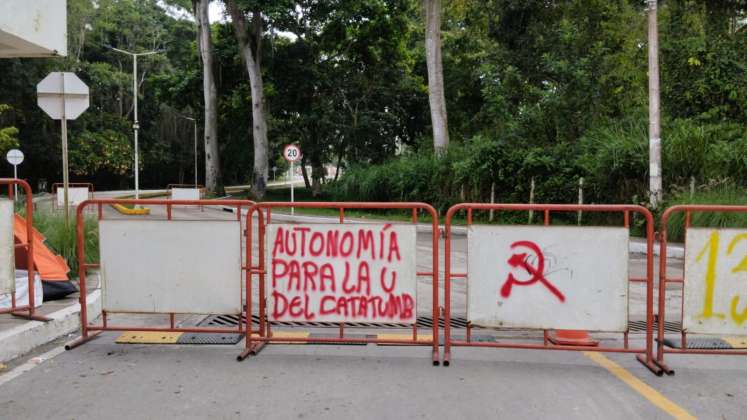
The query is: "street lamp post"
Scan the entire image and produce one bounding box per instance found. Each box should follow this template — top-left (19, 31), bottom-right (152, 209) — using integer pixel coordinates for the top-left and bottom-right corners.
top-left (106, 46), bottom-right (162, 199)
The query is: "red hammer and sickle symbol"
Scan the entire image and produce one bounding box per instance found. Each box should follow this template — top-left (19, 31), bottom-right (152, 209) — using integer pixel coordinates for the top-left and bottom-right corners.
top-left (500, 240), bottom-right (565, 302)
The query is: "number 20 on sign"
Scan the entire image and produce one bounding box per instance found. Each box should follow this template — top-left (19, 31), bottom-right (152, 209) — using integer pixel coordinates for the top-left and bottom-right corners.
top-left (684, 229), bottom-right (747, 334)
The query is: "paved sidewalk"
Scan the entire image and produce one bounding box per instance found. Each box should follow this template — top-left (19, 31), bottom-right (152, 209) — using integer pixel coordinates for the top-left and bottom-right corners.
top-left (0, 275), bottom-right (101, 364)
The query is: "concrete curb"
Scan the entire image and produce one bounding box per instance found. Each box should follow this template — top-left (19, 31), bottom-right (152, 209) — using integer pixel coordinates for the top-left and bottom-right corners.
top-left (111, 203), bottom-right (151, 215)
top-left (0, 289), bottom-right (101, 364)
top-left (222, 206), bottom-right (686, 258)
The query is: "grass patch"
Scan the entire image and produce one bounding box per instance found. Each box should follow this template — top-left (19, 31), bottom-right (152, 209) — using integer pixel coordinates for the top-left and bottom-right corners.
top-left (32, 209), bottom-right (99, 276)
top-left (665, 185), bottom-right (747, 242)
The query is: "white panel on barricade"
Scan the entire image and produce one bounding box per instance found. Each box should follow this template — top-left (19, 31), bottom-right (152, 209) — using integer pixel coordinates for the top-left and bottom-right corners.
top-left (0, 200), bottom-right (15, 295)
top-left (467, 226), bottom-right (629, 331)
top-left (56, 187), bottom-right (90, 206)
top-left (266, 223), bottom-right (417, 323)
top-left (99, 220), bottom-right (242, 314)
top-left (683, 228), bottom-right (747, 335)
top-left (171, 188), bottom-right (201, 201)
top-left (0, 270), bottom-right (42, 309)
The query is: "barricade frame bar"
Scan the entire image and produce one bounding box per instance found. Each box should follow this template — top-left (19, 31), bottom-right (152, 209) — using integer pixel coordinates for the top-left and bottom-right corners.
top-left (0, 178), bottom-right (49, 321)
top-left (65, 198), bottom-right (254, 351)
top-left (52, 182), bottom-right (94, 211)
top-left (443, 203), bottom-right (661, 375)
top-left (167, 183), bottom-right (205, 192)
top-left (655, 205), bottom-right (747, 375)
top-left (239, 202), bottom-right (440, 365)
top-left (52, 182), bottom-right (95, 194)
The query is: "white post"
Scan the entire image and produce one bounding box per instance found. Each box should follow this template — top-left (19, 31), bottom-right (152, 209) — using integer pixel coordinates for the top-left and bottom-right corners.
top-left (489, 182), bottom-right (495, 222)
top-left (194, 118), bottom-right (198, 186)
top-left (133, 54), bottom-right (140, 200)
top-left (290, 161), bottom-right (295, 216)
top-left (690, 176), bottom-right (695, 200)
top-left (12, 165), bottom-right (17, 203)
top-left (528, 177), bottom-right (535, 224)
top-left (648, 0), bottom-right (662, 208)
top-left (61, 74), bottom-right (70, 227)
top-left (577, 177), bottom-right (584, 225)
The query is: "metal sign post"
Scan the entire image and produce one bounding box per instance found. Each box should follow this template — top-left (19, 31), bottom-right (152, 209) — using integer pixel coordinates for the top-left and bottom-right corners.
top-left (37, 72), bottom-right (90, 226)
top-left (283, 144), bottom-right (301, 216)
top-left (6, 149), bottom-right (24, 201)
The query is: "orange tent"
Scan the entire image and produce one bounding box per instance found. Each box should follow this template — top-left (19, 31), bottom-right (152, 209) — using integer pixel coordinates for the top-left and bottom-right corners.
top-left (13, 214), bottom-right (70, 281)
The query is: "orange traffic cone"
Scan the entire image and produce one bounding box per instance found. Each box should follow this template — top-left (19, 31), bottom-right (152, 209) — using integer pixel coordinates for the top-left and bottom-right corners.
top-left (547, 329), bottom-right (599, 346)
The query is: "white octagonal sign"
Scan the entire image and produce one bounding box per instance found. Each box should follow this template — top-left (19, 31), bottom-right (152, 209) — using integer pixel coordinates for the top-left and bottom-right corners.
top-left (37, 72), bottom-right (90, 120)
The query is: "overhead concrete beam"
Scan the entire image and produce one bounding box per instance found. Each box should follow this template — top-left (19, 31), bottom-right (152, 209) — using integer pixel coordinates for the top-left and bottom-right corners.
top-left (0, 0), bottom-right (67, 58)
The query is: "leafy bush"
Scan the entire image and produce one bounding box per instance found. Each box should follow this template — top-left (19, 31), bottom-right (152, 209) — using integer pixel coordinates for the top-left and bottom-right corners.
top-left (664, 184), bottom-right (747, 242)
top-left (331, 135), bottom-right (585, 217)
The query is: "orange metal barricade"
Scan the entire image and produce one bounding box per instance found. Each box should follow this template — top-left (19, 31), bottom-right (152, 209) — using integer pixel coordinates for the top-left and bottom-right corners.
top-left (443, 203), bottom-right (662, 375)
top-left (239, 202), bottom-right (441, 365)
top-left (655, 205), bottom-right (747, 375)
top-left (65, 198), bottom-right (254, 351)
top-left (0, 179), bottom-right (49, 321)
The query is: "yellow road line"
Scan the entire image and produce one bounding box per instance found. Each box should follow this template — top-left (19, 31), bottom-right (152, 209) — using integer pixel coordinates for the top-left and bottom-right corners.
top-left (376, 333), bottom-right (433, 345)
top-left (269, 331), bottom-right (310, 344)
top-left (116, 331), bottom-right (183, 344)
top-left (584, 352), bottom-right (695, 420)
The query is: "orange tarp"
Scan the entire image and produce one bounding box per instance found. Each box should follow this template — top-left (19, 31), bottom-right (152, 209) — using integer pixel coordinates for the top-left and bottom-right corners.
top-left (13, 214), bottom-right (70, 281)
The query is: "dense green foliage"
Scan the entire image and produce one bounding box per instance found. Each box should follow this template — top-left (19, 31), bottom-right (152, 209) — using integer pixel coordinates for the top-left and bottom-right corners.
top-left (0, 0), bottom-right (745, 208)
top-left (336, 0), bottom-right (747, 209)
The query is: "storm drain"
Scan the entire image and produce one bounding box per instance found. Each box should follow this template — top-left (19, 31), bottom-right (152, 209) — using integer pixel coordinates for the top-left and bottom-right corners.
top-left (628, 320), bottom-right (681, 333)
top-left (177, 333), bottom-right (242, 345)
top-left (198, 314), bottom-right (470, 329)
top-left (198, 315), bottom-right (676, 333)
top-left (662, 338), bottom-right (732, 350)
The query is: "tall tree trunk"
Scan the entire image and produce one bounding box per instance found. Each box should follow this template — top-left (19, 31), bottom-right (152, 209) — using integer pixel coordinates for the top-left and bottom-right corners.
top-left (194, 0), bottom-right (224, 194)
top-left (300, 154), bottom-right (311, 189)
top-left (227, 1), bottom-right (269, 199)
top-left (424, 0), bottom-right (449, 154)
top-left (311, 159), bottom-right (324, 197)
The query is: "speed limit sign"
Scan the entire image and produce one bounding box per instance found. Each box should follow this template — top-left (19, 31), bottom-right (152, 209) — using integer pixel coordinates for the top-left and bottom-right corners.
top-left (283, 144), bottom-right (301, 163)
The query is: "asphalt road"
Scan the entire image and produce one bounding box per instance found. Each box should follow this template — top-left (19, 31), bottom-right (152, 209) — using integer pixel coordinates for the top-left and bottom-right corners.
top-left (0, 332), bottom-right (745, 419)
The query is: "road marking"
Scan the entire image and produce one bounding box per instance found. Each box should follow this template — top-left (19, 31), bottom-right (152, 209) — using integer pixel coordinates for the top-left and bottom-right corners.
top-left (270, 331), bottom-right (310, 344)
top-left (722, 336), bottom-right (747, 348)
top-left (0, 345), bottom-right (66, 387)
top-left (116, 331), bottom-right (183, 344)
top-left (377, 333), bottom-right (433, 345)
top-left (584, 352), bottom-right (695, 420)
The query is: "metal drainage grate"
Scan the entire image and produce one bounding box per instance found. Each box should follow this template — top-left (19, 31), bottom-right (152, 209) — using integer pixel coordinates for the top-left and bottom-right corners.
top-left (662, 338), bottom-right (732, 350)
top-left (177, 333), bottom-right (242, 345)
top-left (198, 314), bottom-right (471, 329)
top-left (628, 320), bottom-right (681, 333)
top-left (198, 315), bottom-right (679, 333)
